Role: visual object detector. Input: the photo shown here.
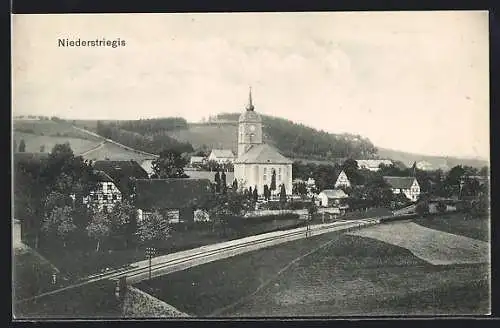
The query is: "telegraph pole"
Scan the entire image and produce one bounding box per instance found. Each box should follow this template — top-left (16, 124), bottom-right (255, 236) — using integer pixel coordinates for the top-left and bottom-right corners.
top-left (145, 247), bottom-right (156, 280)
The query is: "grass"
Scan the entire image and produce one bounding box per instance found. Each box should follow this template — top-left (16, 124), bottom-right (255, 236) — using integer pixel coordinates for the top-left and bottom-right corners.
top-left (13, 248), bottom-right (59, 301)
top-left (136, 227), bottom-right (490, 317)
top-left (135, 232), bottom-right (339, 317)
top-left (13, 132), bottom-right (101, 155)
top-left (13, 120), bottom-right (101, 141)
top-left (412, 213), bottom-right (490, 242)
top-left (14, 280), bottom-right (121, 319)
top-left (37, 215), bottom-right (304, 279)
top-left (80, 142), bottom-right (155, 162)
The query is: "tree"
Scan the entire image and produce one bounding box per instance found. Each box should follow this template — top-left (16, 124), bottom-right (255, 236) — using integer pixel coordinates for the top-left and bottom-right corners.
top-left (416, 201), bottom-right (429, 217)
top-left (293, 181), bottom-right (308, 197)
top-left (436, 202), bottom-right (447, 214)
top-left (40, 145), bottom-right (45, 153)
top-left (270, 170), bottom-right (277, 193)
top-left (253, 186), bottom-right (258, 203)
top-left (86, 209), bottom-right (111, 252)
top-left (137, 210), bottom-right (171, 245)
top-left (232, 178), bottom-right (238, 191)
top-left (248, 186), bottom-right (253, 200)
top-left (444, 165), bottom-right (466, 197)
top-left (41, 206), bottom-right (77, 248)
top-left (279, 184), bottom-right (287, 204)
top-left (214, 171), bottom-right (221, 193)
top-left (263, 185), bottom-right (270, 201)
top-left (221, 171), bottom-right (227, 194)
top-left (108, 199), bottom-right (137, 249)
top-left (19, 139), bottom-right (26, 152)
top-left (151, 148), bottom-right (188, 179)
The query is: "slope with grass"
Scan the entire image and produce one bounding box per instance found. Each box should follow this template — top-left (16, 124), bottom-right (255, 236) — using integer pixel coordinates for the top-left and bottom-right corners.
top-left (136, 223), bottom-right (490, 317)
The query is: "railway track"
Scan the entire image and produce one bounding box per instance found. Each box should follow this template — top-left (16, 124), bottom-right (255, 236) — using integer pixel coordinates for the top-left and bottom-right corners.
top-left (15, 218), bottom-right (380, 305)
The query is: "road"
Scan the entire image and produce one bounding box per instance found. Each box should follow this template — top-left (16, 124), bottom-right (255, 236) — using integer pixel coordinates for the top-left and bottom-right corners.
top-left (15, 217), bottom-right (380, 304)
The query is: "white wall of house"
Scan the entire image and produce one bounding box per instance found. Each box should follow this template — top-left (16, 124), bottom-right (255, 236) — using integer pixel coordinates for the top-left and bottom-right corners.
top-left (390, 180), bottom-right (420, 202)
top-left (335, 171), bottom-right (351, 188)
top-left (234, 163), bottom-right (292, 196)
top-left (83, 181), bottom-right (122, 212)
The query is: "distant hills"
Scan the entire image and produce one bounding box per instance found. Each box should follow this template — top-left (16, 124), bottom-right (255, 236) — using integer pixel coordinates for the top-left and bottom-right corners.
top-left (13, 115), bottom-right (488, 170)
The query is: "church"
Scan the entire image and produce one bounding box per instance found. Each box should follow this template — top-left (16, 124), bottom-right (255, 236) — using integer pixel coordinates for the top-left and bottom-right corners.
top-left (234, 88), bottom-right (293, 196)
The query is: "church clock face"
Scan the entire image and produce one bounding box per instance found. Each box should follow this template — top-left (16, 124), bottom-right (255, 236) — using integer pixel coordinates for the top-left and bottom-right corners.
top-left (249, 124), bottom-right (256, 132)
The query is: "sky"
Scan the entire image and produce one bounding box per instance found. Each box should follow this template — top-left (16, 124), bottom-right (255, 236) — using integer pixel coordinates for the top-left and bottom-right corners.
top-left (12, 12), bottom-right (489, 159)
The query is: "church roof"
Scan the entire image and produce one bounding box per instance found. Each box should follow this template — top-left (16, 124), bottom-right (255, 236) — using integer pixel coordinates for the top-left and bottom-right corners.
top-left (235, 144), bottom-right (292, 164)
top-left (238, 110), bottom-right (262, 123)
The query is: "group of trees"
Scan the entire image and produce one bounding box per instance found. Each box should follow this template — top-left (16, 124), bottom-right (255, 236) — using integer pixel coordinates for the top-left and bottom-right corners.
top-left (14, 143), bottom-right (172, 253)
top-left (215, 113), bottom-right (379, 160)
top-left (96, 121), bottom-right (193, 155)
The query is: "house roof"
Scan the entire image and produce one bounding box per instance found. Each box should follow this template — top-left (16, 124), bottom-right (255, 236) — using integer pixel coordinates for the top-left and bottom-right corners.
top-left (92, 170), bottom-right (115, 183)
top-left (356, 159), bottom-right (393, 168)
top-left (93, 160), bottom-right (149, 194)
top-left (383, 176), bottom-right (417, 189)
top-left (135, 178), bottom-right (212, 210)
top-left (185, 169), bottom-right (235, 185)
top-left (234, 144), bottom-right (292, 164)
top-left (210, 149), bottom-right (235, 158)
top-left (319, 189), bottom-right (348, 199)
top-left (190, 156), bottom-right (206, 162)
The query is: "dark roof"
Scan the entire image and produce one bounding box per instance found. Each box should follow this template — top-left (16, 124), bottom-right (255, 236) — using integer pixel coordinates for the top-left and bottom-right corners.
top-left (92, 170), bottom-right (114, 183)
top-left (383, 176), bottom-right (417, 189)
top-left (185, 169), bottom-right (235, 184)
top-left (135, 178), bottom-right (212, 210)
top-left (93, 160), bottom-right (149, 194)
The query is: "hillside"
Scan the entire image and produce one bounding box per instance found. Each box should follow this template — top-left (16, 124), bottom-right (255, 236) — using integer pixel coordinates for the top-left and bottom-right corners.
top-left (378, 148), bottom-right (488, 171)
top-left (14, 117), bottom-right (488, 169)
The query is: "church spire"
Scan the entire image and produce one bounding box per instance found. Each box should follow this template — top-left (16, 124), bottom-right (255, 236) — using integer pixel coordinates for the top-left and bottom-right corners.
top-left (246, 86), bottom-right (255, 111)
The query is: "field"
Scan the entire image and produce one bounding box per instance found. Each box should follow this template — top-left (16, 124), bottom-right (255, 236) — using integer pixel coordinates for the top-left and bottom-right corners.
top-left (136, 217), bottom-right (490, 317)
top-left (13, 132), bottom-right (100, 155)
top-left (13, 248), bottom-right (59, 301)
top-left (79, 142), bottom-right (155, 162)
top-left (14, 280), bottom-right (121, 319)
top-left (167, 123), bottom-right (238, 152)
top-left (412, 214), bottom-right (490, 242)
top-left (37, 215), bottom-right (304, 279)
top-left (348, 221), bottom-right (489, 265)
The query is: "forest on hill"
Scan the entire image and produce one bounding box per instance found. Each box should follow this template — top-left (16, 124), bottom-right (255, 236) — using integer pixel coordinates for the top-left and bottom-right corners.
top-left (94, 114), bottom-right (378, 161)
top-left (214, 113), bottom-right (378, 160)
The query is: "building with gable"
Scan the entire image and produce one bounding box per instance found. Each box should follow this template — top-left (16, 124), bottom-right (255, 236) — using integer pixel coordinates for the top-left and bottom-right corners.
top-left (334, 170), bottom-right (351, 189)
top-left (83, 170), bottom-right (123, 212)
top-left (208, 149), bottom-right (235, 164)
top-left (318, 189), bottom-right (349, 208)
top-left (233, 88), bottom-right (293, 195)
top-left (134, 178), bottom-right (212, 223)
top-left (383, 176), bottom-right (421, 202)
top-left (92, 160), bottom-right (149, 197)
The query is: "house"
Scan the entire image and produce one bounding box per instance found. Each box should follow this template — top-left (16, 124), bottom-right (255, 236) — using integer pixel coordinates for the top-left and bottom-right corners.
top-left (139, 159), bottom-right (155, 177)
top-left (318, 189), bottom-right (349, 207)
top-left (334, 170), bottom-right (351, 189)
top-left (383, 176), bottom-right (421, 202)
top-left (356, 159), bottom-right (393, 172)
top-left (208, 149), bottom-right (235, 164)
top-left (134, 178), bottom-right (212, 223)
top-left (92, 160), bottom-right (149, 197)
top-left (416, 160), bottom-right (434, 171)
top-left (190, 156), bottom-right (207, 166)
top-left (234, 88), bottom-right (293, 195)
top-left (83, 170), bottom-right (123, 212)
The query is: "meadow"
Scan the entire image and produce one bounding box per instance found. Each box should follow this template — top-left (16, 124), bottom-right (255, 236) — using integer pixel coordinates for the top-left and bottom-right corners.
top-left (136, 217), bottom-right (490, 317)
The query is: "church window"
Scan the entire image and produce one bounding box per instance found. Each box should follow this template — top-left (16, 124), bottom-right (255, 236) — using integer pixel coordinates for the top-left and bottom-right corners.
top-left (263, 167), bottom-right (267, 181)
top-left (278, 168), bottom-right (282, 181)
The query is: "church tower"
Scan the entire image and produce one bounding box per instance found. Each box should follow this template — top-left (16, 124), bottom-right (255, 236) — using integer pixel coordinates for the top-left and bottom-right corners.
top-left (238, 87), bottom-right (263, 158)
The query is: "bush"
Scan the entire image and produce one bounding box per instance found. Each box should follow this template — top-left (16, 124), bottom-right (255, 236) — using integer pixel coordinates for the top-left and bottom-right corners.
top-left (436, 202), bottom-right (447, 214)
top-left (415, 201), bottom-right (429, 217)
